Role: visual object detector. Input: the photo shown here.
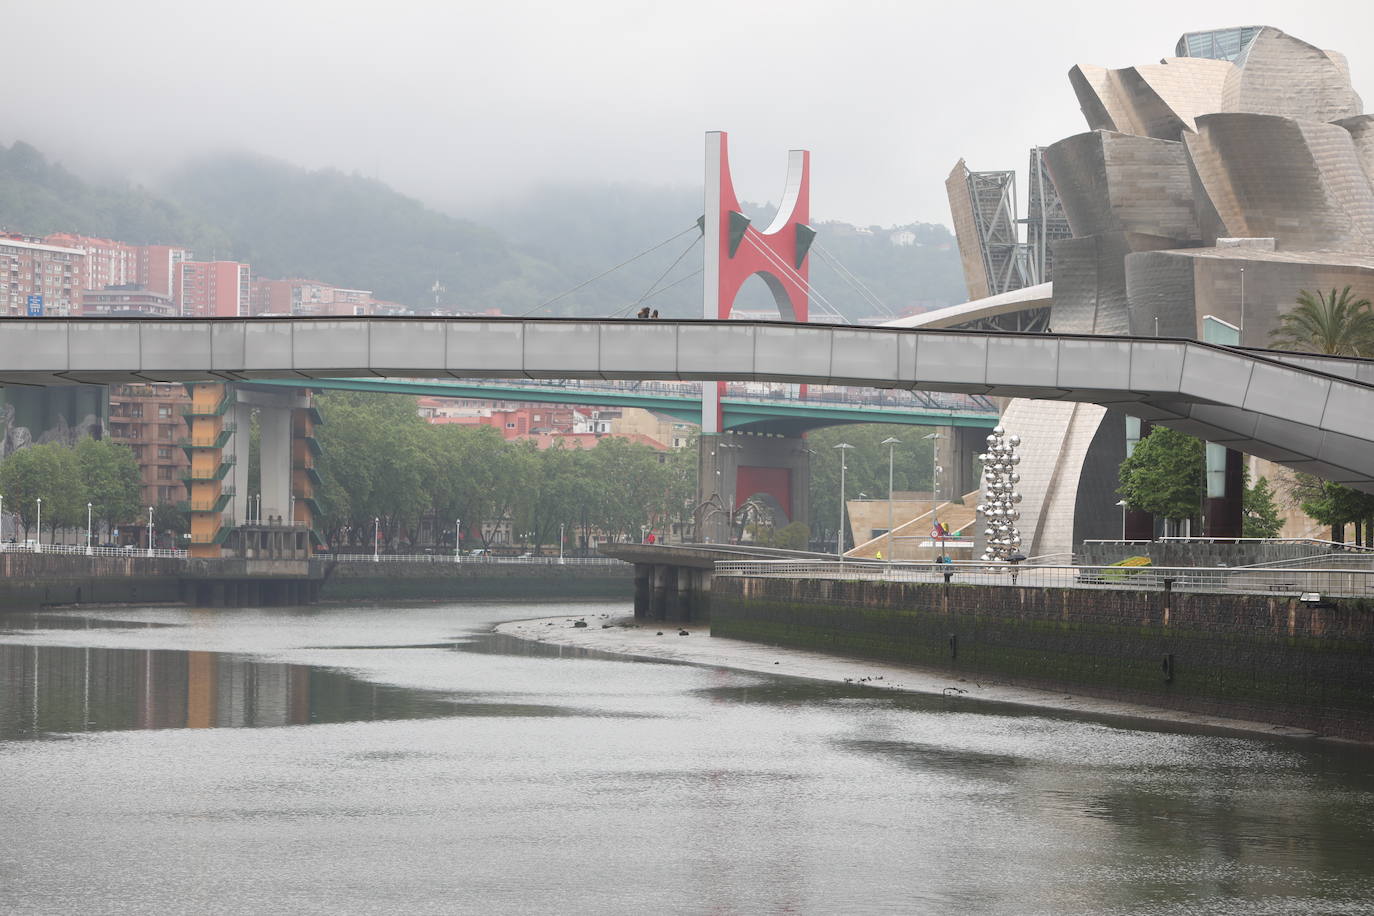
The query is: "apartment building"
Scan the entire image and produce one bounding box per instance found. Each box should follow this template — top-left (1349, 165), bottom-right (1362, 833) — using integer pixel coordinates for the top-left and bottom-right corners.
top-left (177, 260), bottom-right (250, 317)
top-left (80, 288), bottom-right (177, 316)
top-left (0, 235), bottom-right (84, 315)
top-left (107, 383), bottom-right (191, 506)
top-left (44, 233), bottom-right (140, 290)
top-left (140, 245), bottom-right (193, 298)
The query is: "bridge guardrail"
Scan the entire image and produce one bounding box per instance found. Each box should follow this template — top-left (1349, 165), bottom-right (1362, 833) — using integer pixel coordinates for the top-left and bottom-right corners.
top-left (714, 560), bottom-right (1374, 599)
top-left (0, 543), bottom-right (189, 559)
top-left (327, 553), bottom-right (626, 566)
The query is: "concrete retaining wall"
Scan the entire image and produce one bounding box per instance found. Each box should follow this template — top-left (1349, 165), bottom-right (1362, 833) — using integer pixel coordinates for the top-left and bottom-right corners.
top-left (1078, 541), bottom-right (1373, 568)
top-left (0, 553), bottom-right (185, 610)
top-left (322, 561), bottom-right (634, 601)
top-left (712, 576), bottom-right (1374, 742)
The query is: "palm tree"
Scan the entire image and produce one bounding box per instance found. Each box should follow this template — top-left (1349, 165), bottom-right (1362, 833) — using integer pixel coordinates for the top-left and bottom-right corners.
top-left (1270, 286), bottom-right (1374, 356)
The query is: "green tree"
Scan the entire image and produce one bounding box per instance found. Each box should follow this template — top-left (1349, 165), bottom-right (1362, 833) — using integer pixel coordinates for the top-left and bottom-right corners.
top-left (0, 442), bottom-right (86, 540)
top-left (1271, 286), bottom-right (1374, 356)
top-left (1118, 427), bottom-right (1205, 529)
top-left (1290, 472), bottom-right (1374, 545)
top-left (1242, 472), bottom-right (1284, 539)
top-left (153, 502), bottom-right (190, 538)
top-left (805, 424), bottom-right (939, 550)
top-left (1266, 287), bottom-right (1374, 541)
top-left (75, 437), bottom-right (141, 532)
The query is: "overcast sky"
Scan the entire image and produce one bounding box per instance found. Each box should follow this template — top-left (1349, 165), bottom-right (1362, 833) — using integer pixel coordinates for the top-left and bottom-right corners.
top-left (6, 0), bottom-right (1373, 228)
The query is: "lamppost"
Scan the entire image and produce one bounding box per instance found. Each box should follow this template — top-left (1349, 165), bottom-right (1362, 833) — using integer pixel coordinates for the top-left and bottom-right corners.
top-left (1, 492), bottom-right (6, 549)
top-left (86, 502), bottom-right (93, 556)
top-left (35, 497), bottom-right (42, 553)
top-left (559, 522), bottom-right (565, 564)
top-left (373, 516), bottom-right (380, 563)
top-left (146, 506), bottom-right (154, 557)
top-left (834, 442), bottom-right (853, 560)
top-left (923, 432), bottom-right (943, 558)
top-left (1116, 499), bottom-right (1129, 540)
top-left (1239, 266), bottom-right (1245, 343)
top-left (454, 518), bottom-right (461, 563)
top-left (882, 436), bottom-right (900, 569)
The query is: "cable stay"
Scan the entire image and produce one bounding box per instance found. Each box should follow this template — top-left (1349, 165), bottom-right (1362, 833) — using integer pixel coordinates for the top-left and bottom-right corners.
top-left (812, 242), bottom-right (895, 317)
top-left (739, 232), bottom-right (851, 324)
top-left (518, 224), bottom-right (700, 317)
top-left (610, 235), bottom-right (702, 318)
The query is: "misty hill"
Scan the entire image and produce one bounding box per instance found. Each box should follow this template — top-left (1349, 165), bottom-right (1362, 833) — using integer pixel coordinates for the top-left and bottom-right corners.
top-left (1, 141), bottom-right (968, 319)
top-left (484, 186), bottom-right (968, 320)
top-left (0, 141), bottom-right (230, 255)
top-left (161, 153), bottom-right (580, 311)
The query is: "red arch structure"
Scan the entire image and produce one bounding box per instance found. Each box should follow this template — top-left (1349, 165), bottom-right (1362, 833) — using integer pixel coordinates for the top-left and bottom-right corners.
top-left (702, 131), bottom-right (814, 433)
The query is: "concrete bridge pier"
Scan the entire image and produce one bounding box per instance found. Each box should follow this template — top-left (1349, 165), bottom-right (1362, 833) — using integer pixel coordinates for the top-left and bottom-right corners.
top-left (607, 546), bottom-right (717, 623)
top-left (697, 433), bottom-right (810, 545)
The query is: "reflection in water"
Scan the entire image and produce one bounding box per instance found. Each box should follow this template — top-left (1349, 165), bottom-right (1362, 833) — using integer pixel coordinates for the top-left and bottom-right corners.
top-left (0, 644), bottom-right (461, 739)
top-left (2, 603), bottom-right (1373, 915)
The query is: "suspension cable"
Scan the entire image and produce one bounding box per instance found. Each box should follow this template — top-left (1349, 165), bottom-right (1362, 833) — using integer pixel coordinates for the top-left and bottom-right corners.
top-left (519, 224), bottom-right (700, 317)
top-left (812, 242), bottom-right (895, 317)
top-left (739, 232), bottom-right (851, 323)
top-left (610, 235), bottom-right (702, 318)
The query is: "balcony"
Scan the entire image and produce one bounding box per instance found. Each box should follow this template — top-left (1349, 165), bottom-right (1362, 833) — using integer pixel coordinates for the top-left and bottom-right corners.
top-left (178, 424), bottom-right (237, 455)
top-left (181, 388), bottom-right (236, 418)
top-left (182, 455), bottom-right (236, 483)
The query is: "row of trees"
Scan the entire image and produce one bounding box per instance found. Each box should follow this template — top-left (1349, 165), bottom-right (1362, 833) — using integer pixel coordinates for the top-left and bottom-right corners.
top-left (310, 392), bottom-right (696, 551)
top-left (1116, 427), bottom-right (1284, 537)
top-left (1118, 286), bottom-right (1374, 539)
top-left (0, 438), bottom-right (144, 541)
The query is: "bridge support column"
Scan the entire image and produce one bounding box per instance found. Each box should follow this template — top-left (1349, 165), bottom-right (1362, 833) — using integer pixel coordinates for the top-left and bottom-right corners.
top-left (938, 426), bottom-right (982, 502)
top-left (696, 432), bottom-right (810, 545)
top-left (634, 566), bottom-right (652, 619)
top-left (1203, 446), bottom-right (1245, 539)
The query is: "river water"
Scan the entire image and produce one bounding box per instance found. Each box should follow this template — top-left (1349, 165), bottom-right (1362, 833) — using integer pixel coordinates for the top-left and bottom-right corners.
top-left (1, 600), bottom-right (1371, 915)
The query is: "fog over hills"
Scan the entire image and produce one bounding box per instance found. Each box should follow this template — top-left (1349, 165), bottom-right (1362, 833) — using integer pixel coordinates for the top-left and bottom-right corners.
top-left (0, 142), bottom-right (965, 319)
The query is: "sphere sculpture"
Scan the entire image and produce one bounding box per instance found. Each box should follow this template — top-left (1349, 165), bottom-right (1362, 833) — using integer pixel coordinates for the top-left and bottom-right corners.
top-left (975, 427), bottom-right (1022, 562)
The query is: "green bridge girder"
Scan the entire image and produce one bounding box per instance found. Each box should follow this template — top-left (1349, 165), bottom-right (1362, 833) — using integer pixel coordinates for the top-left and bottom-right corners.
top-left (243, 378), bottom-right (998, 433)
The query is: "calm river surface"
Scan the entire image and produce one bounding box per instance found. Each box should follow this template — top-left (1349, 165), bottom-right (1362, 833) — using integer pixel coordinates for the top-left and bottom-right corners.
top-left (1, 600), bottom-right (1372, 915)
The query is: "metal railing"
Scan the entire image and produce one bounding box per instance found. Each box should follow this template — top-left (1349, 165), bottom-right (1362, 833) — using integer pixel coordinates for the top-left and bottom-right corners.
top-left (326, 553), bottom-right (626, 566)
top-left (0, 542), bottom-right (189, 559)
top-left (715, 560), bottom-right (1374, 598)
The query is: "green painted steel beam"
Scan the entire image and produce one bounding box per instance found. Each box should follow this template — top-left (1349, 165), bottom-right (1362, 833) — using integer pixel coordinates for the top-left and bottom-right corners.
top-left (242, 378), bottom-right (997, 430)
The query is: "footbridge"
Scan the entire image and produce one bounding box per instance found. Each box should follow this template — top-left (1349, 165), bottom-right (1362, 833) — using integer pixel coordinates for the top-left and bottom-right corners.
top-left (3, 316), bottom-right (1372, 551)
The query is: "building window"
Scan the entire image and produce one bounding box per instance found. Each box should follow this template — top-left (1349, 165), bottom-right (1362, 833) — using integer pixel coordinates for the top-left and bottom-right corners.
top-left (157, 447), bottom-right (172, 460)
top-left (158, 405), bottom-right (172, 418)
top-left (157, 466), bottom-right (173, 480)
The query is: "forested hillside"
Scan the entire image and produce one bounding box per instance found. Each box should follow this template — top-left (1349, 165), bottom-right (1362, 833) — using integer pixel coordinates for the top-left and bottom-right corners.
top-left (1, 141), bottom-right (967, 319)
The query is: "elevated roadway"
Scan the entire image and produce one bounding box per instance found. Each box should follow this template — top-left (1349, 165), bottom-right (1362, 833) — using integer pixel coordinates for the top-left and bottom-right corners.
top-left (241, 376), bottom-right (997, 435)
top-left (2, 316), bottom-right (1372, 492)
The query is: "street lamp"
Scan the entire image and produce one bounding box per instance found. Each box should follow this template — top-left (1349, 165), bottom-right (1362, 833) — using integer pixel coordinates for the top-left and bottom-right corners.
top-left (559, 522), bottom-right (565, 564)
top-left (35, 497), bottom-right (42, 553)
top-left (834, 442), bottom-right (854, 559)
top-left (1239, 266), bottom-right (1245, 343)
top-left (882, 436), bottom-right (900, 570)
top-left (454, 518), bottom-right (461, 563)
top-left (146, 506), bottom-right (154, 557)
top-left (923, 432), bottom-right (943, 559)
top-left (1116, 499), bottom-right (1129, 540)
top-left (1, 492), bottom-right (6, 549)
top-left (373, 516), bottom-right (380, 563)
top-left (86, 502), bottom-right (93, 556)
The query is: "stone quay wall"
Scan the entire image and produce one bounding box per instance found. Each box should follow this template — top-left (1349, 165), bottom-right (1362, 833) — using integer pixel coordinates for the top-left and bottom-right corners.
top-left (1078, 541), bottom-right (1373, 568)
top-left (712, 576), bottom-right (1374, 742)
top-left (0, 552), bottom-right (185, 610)
top-left (322, 561), bottom-right (634, 602)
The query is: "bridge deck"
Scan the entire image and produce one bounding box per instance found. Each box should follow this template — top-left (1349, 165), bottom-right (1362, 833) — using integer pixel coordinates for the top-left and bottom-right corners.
top-left (1, 316), bottom-right (1370, 491)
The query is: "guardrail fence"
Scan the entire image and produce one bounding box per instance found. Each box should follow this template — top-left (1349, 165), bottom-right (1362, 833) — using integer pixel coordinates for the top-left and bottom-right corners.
top-left (714, 560), bottom-right (1374, 599)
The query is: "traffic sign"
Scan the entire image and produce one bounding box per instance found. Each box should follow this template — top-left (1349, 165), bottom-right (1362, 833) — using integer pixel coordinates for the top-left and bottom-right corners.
top-left (25, 294), bottom-right (43, 317)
